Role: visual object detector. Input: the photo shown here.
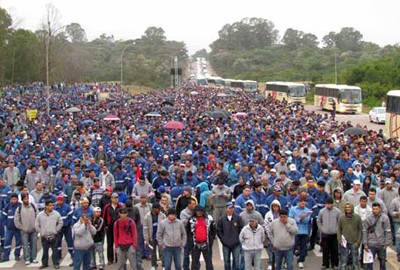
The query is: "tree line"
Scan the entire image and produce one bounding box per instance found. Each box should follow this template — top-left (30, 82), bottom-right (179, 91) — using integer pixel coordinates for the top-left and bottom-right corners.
top-left (0, 5), bottom-right (188, 89)
top-left (204, 17), bottom-right (400, 106)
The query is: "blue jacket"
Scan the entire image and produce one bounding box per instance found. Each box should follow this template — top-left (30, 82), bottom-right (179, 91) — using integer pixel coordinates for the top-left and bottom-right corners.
top-left (38, 194), bottom-right (57, 211)
top-left (312, 190), bottom-right (329, 215)
top-left (72, 207), bottom-right (94, 224)
top-left (291, 195), bottom-right (317, 217)
top-left (3, 202), bottom-right (21, 230)
top-left (234, 194), bottom-right (251, 215)
top-left (289, 206), bottom-right (311, 235)
top-left (250, 191), bottom-right (268, 216)
top-left (265, 194), bottom-right (288, 211)
top-left (54, 203), bottom-right (73, 228)
top-left (0, 186), bottom-right (11, 211)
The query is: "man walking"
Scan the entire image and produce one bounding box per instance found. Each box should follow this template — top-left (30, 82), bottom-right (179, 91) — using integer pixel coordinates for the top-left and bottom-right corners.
top-left (317, 197), bottom-right (341, 270)
top-left (54, 194), bottom-right (74, 264)
top-left (337, 202), bottom-right (362, 270)
top-left (187, 205), bottom-right (216, 270)
top-left (35, 200), bottom-right (63, 269)
top-left (270, 209), bottom-right (298, 270)
top-left (114, 207), bottom-right (138, 270)
top-left (389, 187), bottom-right (400, 262)
top-left (217, 202), bottom-right (244, 270)
top-left (73, 213), bottom-right (96, 270)
top-left (157, 208), bottom-right (187, 270)
top-left (239, 215), bottom-right (265, 270)
top-left (1, 193), bottom-right (21, 263)
top-left (143, 203), bottom-right (166, 270)
top-left (14, 193), bottom-right (38, 265)
top-left (211, 177), bottom-right (231, 222)
top-left (90, 207), bottom-right (105, 270)
top-left (363, 202), bottom-right (392, 270)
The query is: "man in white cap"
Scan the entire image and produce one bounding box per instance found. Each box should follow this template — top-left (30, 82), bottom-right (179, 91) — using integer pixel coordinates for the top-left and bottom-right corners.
top-left (343, 179), bottom-right (366, 207)
top-left (90, 207), bottom-right (105, 270)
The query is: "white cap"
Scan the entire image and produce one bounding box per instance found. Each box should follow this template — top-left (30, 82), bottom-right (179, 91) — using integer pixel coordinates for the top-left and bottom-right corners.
top-left (93, 207), bottom-right (101, 212)
top-left (270, 169), bottom-right (277, 173)
top-left (186, 150), bottom-right (193, 155)
top-left (353, 179), bottom-right (361, 185)
top-left (289, 164), bottom-right (296, 171)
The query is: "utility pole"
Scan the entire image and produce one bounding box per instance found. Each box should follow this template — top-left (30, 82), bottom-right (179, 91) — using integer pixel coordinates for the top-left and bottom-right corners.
top-left (174, 56), bottom-right (179, 88)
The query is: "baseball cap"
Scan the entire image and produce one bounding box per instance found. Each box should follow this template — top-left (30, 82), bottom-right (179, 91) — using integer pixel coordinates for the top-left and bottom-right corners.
top-left (105, 186), bottom-right (113, 192)
top-left (323, 169), bottom-right (329, 174)
top-left (289, 164), bottom-right (296, 171)
top-left (56, 195), bottom-right (64, 201)
top-left (353, 179), bottom-right (361, 185)
top-left (93, 207), bottom-right (101, 212)
top-left (226, 202), bottom-right (234, 208)
top-left (385, 179), bottom-right (392, 184)
top-left (111, 192), bottom-right (119, 198)
top-left (270, 169), bottom-right (277, 173)
top-left (274, 185), bottom-right (282, 191)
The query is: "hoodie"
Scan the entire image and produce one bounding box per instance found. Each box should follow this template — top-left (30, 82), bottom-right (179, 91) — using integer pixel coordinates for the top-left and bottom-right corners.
top-left (337, 203), bottom-right (362, 245)
top-left (239, 223), bottom-right (265, 251)
top-left (333, 188), bottom-right (346, 213)
top-left (197, 182), bottom-right (212, 208)
top-left (239, 200), bottom-right (264, 225)
top-left (264, 200), bottom-right (281, 239)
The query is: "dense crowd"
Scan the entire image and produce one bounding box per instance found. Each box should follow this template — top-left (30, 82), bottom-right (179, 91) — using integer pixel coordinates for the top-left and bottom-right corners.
top-left (0, 82), bottom-right (399, 270)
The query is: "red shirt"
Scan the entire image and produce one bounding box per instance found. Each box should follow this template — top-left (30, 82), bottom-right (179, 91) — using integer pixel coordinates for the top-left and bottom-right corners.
top-left (195, 217), bottom-right (207, 242)
top-left (113, 218), bottom-right (138, 248)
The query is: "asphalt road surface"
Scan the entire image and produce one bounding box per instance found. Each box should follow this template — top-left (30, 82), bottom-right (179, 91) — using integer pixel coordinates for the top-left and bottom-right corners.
top-left (0, 238), bottom-right (398, 270)
top-left (305, 105), bottom-right (384, 132)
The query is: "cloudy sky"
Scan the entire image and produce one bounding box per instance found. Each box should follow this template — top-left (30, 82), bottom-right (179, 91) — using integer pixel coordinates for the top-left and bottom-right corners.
top-left (1, 0), bottom-right (399, 53)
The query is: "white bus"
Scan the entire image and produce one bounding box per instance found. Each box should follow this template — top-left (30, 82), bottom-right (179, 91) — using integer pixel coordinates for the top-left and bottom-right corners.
top-left (196, 75), bottom-right (208, 87)
top-left (314, 84), bottom-right (362, 113)
top-left (243, 80), bottom-right (258, 93)
top-left (265, 82), bottom-right (306, 103)
top-left (385, 90), bottom-right (400, 139)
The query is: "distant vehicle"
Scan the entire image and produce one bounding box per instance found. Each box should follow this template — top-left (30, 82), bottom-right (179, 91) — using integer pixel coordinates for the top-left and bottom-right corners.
top-left (196, 75), bottom-right (208, 86)
top-left (243, 80), bottom-right (258, 93)
top-left (385, 90), bottom-right (400, 139)
top-left (314, 84), bottom-right (362, 113)
top-left (206, 76), bottom-right (224, 89)
top-left (265, 82), bottom-right (306, 104)
top-left (369, 107), bottom-right (386, 124)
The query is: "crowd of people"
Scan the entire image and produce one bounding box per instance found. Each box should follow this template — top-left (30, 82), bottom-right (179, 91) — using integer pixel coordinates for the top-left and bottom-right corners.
top-left (0, 82), bottom-right (399, 270)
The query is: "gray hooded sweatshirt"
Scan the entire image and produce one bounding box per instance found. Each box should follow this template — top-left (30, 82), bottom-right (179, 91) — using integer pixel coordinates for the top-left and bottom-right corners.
top-left (362, 213), bottom-right (392, 247)
top-left (240, 199), bottom-right (264, 225)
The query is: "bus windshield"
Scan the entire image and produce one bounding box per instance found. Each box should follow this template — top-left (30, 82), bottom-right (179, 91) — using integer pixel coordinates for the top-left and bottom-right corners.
top-left (340, 89), bottom-right (362, 104)
top-left (289, 86), bottom-right (306, 97)
top-left (244, 82), bottom-right (257, 91)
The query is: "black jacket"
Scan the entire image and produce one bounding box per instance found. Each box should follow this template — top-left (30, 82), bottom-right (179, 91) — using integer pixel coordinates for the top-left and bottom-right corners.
top-left (217, 213), bottom-right (244, 248)
top-left (92, 217), bottom-right (105, 243)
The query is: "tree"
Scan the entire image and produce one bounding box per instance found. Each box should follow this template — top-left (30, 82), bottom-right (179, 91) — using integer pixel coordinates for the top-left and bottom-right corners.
top-left (282, 28), bottom-right (303, 50)
top-left (192, 49), bottom-right (208, 59)
top-left (323, 27), bottom-right (363, 52)
top-left (0, 7), bottom-right (12, 84)
top-left (65, 23), bottom-right (87, 44)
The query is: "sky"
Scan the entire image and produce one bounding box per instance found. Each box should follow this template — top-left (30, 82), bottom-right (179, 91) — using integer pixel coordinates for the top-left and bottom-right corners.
top-left (1, 0), bottom-right (400, 54)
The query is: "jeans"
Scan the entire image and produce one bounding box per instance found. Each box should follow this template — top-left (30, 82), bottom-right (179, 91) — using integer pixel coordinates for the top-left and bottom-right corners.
top-left (340, 243), bottom-right (359, 270)
top-left (320, 233), bottom-right (338, 268)
top-left (192, 244), bottom-right (213, 270)
top-left (275, 249), bottom-right (294, 270)
top-left (266, 243), bottom-right (273, 266)
top-left (243, 250), bottom-right (262, 270)
top-left (164, 246), bottom-right (182, 270)
top-left (74, 249), bottom-right (91, 270)
top-left (365, 246), bottom-right (386, 270)
top-left (41, 236), bottom-right (59, 266)
top-left (116, 245), bottom-right (136, 270)
top-left (56, 226), bottom-right (74, 258)
top-left (183, 240), bottom-right (193, 270)
top-left (90, 241), bottom-right (105, 268)
top-left (222, 245), bottom-right (240, 270)
top-left (3, 229), bottom-right (21, 260)
top-left (394, 223), bottom-right (400, 259)
top-left (21, 232), bottom-right (38, 262)
top-left (295, 234), bottom-right (308, 262)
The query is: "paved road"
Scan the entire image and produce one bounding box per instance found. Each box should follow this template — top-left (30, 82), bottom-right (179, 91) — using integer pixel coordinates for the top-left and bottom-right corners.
top-left (305, 105), bottom-right (384, 132)
top-left (1, 238), bottom-right (398, 269)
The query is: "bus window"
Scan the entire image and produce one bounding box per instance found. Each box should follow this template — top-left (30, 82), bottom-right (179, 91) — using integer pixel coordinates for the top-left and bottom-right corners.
top-left (339, 89), bottom-right (362, 104)
top-left (289, 86), bottom-right (306, 97)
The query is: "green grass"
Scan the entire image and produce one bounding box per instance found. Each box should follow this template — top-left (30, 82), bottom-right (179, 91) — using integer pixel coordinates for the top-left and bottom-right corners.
top-left (124, 84), bottom-right (153, 94)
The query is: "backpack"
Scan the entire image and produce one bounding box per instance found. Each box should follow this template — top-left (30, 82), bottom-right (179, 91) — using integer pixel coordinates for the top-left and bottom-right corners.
top-left (17, 203), bottom-right (37, 218)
